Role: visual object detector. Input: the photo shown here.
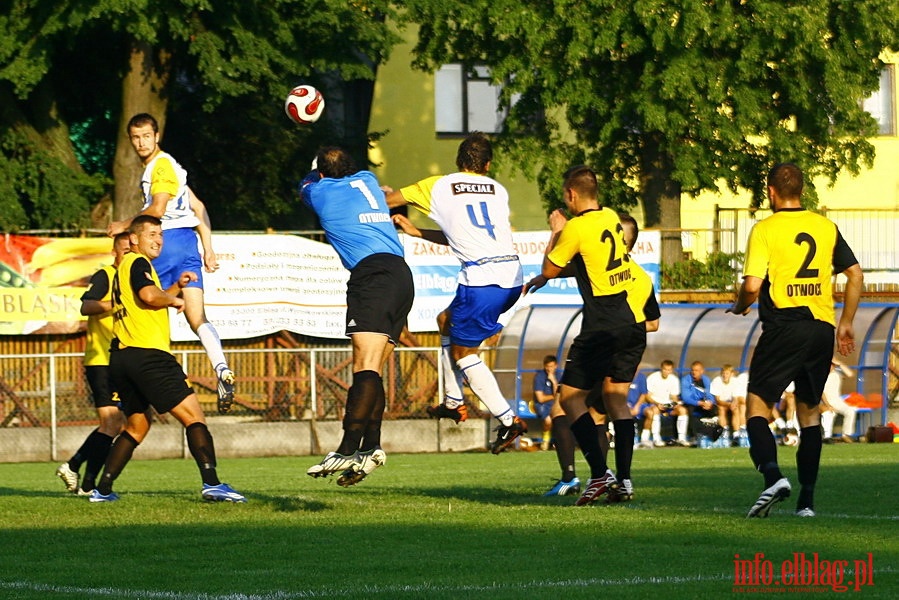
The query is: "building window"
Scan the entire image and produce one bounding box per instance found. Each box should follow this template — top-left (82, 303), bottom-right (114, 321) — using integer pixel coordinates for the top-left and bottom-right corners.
top-left (435, 64), bottom-right (508, 135)
top-left (862, 66), bottom-right (895, 136)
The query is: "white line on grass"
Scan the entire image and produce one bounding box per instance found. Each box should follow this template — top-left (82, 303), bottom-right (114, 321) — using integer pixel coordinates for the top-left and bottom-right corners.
top-left (673, 505), bottom-right (899, 520)
top-left (3, 569), bottom-right (896, 599)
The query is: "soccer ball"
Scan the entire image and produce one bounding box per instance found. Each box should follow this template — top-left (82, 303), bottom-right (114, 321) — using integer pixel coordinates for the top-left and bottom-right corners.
top-left (284, 85), bottom-right (325, 125)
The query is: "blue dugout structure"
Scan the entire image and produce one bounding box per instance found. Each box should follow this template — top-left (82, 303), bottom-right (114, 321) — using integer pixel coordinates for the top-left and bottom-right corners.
top-left (495, 303), bottom-right (898, 428)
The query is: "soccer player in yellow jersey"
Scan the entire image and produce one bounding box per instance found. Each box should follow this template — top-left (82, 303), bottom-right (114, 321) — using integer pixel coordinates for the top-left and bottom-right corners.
top-left (536, 209), bottom-right (659, 500)
top-left (108, 113), bottom-right (236, 414)
top-left (56, 233), bottom-right (129, 496)
top-left (90, 215), bottom-right (245, 503)
top-left (729, 163), bottom-right (862, 518)
top-left (526, 167), bottom-right (651, 506)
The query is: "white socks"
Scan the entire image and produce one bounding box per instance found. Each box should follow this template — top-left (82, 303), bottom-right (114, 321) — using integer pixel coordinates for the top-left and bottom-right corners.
top-left (440, 336), bottom-right (465, 409)
top-left (456, 353), bottom-right (513, 426)
top-left (196, 322), bottom-right (228, 372)
top-left (677, 415), bottom-right (689, 441)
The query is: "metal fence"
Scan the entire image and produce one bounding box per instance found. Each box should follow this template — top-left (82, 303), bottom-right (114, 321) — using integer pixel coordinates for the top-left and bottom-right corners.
top-left (716, 207), bottom-right (899, 272)
top-left (0, 346), bottom-right (445, 430)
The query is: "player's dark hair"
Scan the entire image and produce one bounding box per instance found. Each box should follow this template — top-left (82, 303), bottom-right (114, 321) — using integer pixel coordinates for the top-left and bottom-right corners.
top-left (456, 132), bottom-right (492, 173)
top-left (130, 214), bottom-right (162, 234)
top-left (661, 359), bottom-right (674, 368)
top-left (767, 162), bottom-right (803, 199)
top-left (113, 231), bottom-right (131, 245)
top-left (317, 146), bottom-right (358, 179)
top-left (127, 113), bottom-right (159, 134)
top-left (543, 354), bottom-right (557, 366)
top-left (563, 165), bottom-right (597, 200)
top-left (618, 212), bottom-right (639, 251)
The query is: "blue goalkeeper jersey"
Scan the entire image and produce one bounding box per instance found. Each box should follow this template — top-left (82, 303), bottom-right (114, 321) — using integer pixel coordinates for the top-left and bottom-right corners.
top-left (301, 170), bottom-right (404, 270)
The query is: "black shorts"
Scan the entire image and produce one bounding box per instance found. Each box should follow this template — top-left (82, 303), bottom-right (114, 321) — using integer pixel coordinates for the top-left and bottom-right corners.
top-left (561, 323), bottom-right (647, 391)
top-left (109, 347), bottom-right (194, 416)
top-left (85, 365), bottom-right (118, 409)
top-left (346, 253), bottom-right (414, 343)
top-left (747, 320), bottom-right (834, 407)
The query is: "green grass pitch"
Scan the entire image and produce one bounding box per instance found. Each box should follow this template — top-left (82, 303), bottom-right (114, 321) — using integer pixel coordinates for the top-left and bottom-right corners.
top-left (0, 444), bottom-right (896, 599)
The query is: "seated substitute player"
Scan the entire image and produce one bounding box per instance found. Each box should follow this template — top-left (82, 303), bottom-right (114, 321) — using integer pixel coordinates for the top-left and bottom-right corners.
top-left (525, 166), bottom-right (650, 506)
top-left (388, 132), bottom-right (526, 454)
top-left (90, 215), bottom-right (245, 503)
top-left (645, 359), bottom-right (686, 446)
top-left (680, 360), bottom-right (717, 444)
top-left (710, 364), bottom-right (744, 446)
top-left (302, 147), bottom-right (414, 486)
top-left (533, 355), bottom-right (561, 450)
top-left (56, 233), bottom-right (129, 495)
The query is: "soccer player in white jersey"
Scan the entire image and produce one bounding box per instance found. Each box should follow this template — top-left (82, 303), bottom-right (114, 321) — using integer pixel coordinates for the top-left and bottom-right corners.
top-left (107, 113), bottom-right (236, 413)
top-left (387, 132), bottom-right (526, 453)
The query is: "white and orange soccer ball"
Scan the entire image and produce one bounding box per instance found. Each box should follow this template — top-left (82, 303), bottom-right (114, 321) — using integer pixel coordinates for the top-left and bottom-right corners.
top-left (284, 85), bottom-right (325, 125)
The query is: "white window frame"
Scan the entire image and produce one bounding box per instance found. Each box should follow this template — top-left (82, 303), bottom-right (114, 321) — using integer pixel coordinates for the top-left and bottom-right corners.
top-left (435, 64), bottom-right (508, 136)
top-left (862, 65), bottom-right (895, 136)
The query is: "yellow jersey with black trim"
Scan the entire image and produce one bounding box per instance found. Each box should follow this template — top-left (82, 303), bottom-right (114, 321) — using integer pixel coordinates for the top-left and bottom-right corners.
top-left (743, 208), bottom-right (858, 327)
top-left (547, 207), bottom-right (638, 330)
top-left (627, 262), bottom-right (660, 324)
top-left (112, 252), bottom-right (171, 353)
top-left (81, 265), bottom-right (116, 366)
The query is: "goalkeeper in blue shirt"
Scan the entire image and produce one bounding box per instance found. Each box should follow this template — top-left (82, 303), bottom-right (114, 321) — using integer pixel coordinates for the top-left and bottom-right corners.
top-left (300, 147), bottom-right (414, 487)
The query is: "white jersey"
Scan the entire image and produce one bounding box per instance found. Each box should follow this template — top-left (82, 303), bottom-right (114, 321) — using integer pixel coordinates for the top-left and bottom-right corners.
top-left (400, 172), bottom-right (522, 288)
top-left (646, 371), bottom-right (681, 404)
top-left (735, 372), bottom-right (749, 397)
top-left (710, 375), bottom-right (743, 402)
top-left (140, 151), bottom-right (200, 231)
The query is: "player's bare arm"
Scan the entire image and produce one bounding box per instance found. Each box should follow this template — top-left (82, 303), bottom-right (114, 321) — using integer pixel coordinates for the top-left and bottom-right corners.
top-left (727, 275), bottom-right (762, 315)
top-left (138, 282), bottom-right (186, 312)
top-left (392, 214), bottom-right (449, 245)
top-left (385, 189), bottom-right (408, 209)
top-left (189, 189), bottom-right (219, 272)
top-left (525, 210), bottom-right (570, 294)
top-left (836, 263), bottom-right (863, 356)
top-left (80, 299), bottom-right (112, 316)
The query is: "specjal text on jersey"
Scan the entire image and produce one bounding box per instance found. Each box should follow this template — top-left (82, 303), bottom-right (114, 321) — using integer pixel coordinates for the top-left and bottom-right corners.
top-left (786, 282), bottom-right (822, 297)
top-left (609, 269), bottom-right (633, 286)
top-left (452, 182), bottom-right (495, 195)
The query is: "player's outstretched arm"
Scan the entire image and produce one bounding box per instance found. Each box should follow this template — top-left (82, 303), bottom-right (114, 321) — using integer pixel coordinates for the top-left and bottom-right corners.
top-left (392, 214), bottom-right (448, 245)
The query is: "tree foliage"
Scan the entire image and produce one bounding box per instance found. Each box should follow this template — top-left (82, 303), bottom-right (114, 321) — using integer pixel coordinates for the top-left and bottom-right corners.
top-left (401, 0), bottom-right (899, 261)
top-left (0, 0), bottom-right (400, 230)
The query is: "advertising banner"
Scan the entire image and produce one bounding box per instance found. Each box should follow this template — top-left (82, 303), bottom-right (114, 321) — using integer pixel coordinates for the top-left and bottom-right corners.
top-left (0, 230), bottom-right (661, 340)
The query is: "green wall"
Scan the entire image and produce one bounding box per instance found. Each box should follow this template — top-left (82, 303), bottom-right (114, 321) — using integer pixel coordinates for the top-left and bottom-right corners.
top-left (371, 29), bottom-right (899, 233)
